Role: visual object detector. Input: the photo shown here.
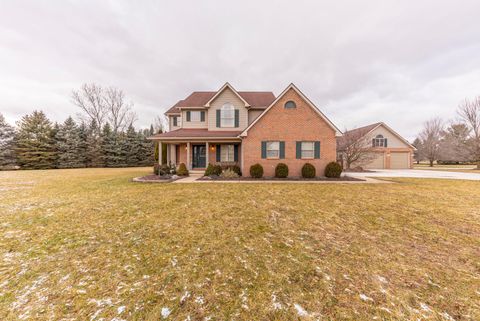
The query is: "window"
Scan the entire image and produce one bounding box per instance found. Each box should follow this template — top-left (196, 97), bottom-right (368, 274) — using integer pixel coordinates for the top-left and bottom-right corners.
top-left (301, 141), bottom-right (314, 158)
top-left (266, 141), bottom-right (280, 159)
top-left (173, 116), bottom-right (178, 127)
top-left (373, 134), bottom-right (386, 147)
top-left (221, 103), bottom-right (234, 127)
top-left (190, 111), bottom-right (201, 122)
top-left (284, 100), bottom-right (296, 109)
top-left (221, 145), bottom-right (235, 162)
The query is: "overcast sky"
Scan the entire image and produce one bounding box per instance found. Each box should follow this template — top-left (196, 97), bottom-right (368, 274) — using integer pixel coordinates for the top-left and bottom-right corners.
top-left (1, 0), bottom-right (480, 140)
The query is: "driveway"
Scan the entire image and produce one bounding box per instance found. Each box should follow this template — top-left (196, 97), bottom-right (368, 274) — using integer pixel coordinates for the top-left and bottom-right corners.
top-left (345, 169), bottom-right (480, 181)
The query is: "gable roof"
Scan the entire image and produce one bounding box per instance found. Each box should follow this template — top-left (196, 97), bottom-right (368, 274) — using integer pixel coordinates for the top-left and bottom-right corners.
top-left (165, 84), bottom-right (275, 114)
top-left (204, 83), bottom-right (250, 107)
top-left (339, 122), bottom-right (416, 150)
top-left (239, 83), bottom-right (342, 137)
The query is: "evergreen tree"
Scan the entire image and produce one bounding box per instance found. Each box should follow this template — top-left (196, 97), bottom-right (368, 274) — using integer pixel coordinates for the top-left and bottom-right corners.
top-left (55, 117), bottom-right (85, 168)
top-left (85, 120), bottom-right (103, 167)
top-left (15, 111), bottom-right (56, 169)
top-left (0, 113), bottom-right (17, 169)
top-left (138, 128), bottom-right (154, 166)
top-left (124, 124), bottom-right (140, 166)
top-left (77, 122), bottom-right (88, 167)
top-left (101, 123), bottom-right (125, 167)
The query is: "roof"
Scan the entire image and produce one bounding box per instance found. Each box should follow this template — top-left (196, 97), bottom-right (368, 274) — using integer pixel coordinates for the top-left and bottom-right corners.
top-left (338, 122), bottom-right (416, 150)
top-left (240, 83), bottom-right (342, 137)
top-left (165, 90), bottom-right (275, 114)
top-left (149, 128), bottom-right (242, 140)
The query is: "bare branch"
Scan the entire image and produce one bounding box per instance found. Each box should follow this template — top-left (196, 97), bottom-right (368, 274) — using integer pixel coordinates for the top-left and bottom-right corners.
top-left (418, 117), bottom-right (443, 167)
top-left (71, 83), bottom-right (107, 133)
top-left (338, 127), bottom-right (377, 169)
top-left (458, 96), bottom-right (480, 168)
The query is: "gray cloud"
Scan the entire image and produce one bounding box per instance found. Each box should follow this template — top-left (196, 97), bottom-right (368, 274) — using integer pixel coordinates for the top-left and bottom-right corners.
top-left (1, 0), bottom-right (480, 140)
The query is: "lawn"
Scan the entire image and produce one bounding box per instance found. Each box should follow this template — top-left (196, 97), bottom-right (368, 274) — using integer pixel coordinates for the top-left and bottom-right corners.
top-left (0, 168), bottom-right (479, 320)
top-left (413, 164), bottom-right (480, 174)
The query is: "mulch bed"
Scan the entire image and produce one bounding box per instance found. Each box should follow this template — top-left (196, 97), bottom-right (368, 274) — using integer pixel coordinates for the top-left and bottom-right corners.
top-left (132, 174), bottom-right (180, 183)
top-left (198, 176), bottom-right (365, 182)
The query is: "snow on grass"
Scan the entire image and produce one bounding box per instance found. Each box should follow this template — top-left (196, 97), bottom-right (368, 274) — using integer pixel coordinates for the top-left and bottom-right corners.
top-left (180, 291), bottom-right (190, 303)
top-left (117, 305), bottom-right (126, 314)
top-left (359, 294), bottom-right (374, 302)
top-left (161, 307), bottom-right (171, 319)
top-left (294, 303), bottom-right (309, 317)
top-left (271, 294), bottom-right (283, 310)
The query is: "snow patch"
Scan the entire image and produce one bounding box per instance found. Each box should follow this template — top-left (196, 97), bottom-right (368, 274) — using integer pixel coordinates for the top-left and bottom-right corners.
top-left (420, 303), bottom-right (432, 312)
top-left (117, 305), bottom-right (126, 314)
top-left (359, 294), bottom-right (374, 302)
top-left (180, 291), bottom-right (190, 303)
top-left (161, 307), bottom-right (171, 319)
top-left (440, 312), bottom-right (455, 321)
top-left (294, 303), bottom-right (309, 317)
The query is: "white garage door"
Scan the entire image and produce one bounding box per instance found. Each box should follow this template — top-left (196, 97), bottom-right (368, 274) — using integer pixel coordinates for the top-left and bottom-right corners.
top-left (362, 152), bottom-right (385, 169)
top-left (390, 152), bottom-right (410, 169)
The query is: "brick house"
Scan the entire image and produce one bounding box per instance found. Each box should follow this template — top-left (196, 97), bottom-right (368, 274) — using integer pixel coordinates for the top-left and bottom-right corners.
top-left (150, 83), bottom-right (342, 177)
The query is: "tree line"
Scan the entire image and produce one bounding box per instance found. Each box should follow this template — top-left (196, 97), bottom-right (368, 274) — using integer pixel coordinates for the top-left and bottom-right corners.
top-left (0, 83), bottom-right (165, 170)
top-left (414, 97), bottom-right (480, 168)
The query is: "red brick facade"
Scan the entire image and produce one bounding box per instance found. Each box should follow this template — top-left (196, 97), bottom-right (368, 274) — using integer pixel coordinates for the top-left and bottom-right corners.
top-left (242, 88), bottom-right (337, 177)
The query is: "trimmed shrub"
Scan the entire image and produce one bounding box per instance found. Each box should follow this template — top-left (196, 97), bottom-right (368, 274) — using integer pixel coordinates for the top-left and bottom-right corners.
top-left (275, 163), bottom-right (289, 178)
top-left (223, 165), bottom-right (242, 176)
top-left (249, 163), bottom-right (264, 178)
top-left (324, 162), bottom-right (342, 178)
top-left (204, 163), bottom-right (214, 176)
top-left (177, 163), bottom-right (189, 176)
top-left (220, 168), bottom-right (239, 179)
top-left (301, 163), bottom-right (316, 178)
top-left (212, 164), bottom-right (222, 176)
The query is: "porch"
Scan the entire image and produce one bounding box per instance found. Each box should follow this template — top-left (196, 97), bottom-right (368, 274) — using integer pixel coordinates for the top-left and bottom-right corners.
top-left (158, 141), bottom-right (242, 171)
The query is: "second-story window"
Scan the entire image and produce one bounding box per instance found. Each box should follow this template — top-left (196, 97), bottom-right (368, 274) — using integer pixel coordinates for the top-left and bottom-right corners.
top-left (372, 134), bottom-right (386, 147)
top-left (221, 103), bottom-right (234, 127)
top-left (191, 111), bottom-right (201, 122)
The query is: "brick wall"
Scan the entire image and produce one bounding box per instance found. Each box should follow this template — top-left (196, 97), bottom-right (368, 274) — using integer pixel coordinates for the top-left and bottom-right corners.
top-left (242, 88), bottom-right (337, 177)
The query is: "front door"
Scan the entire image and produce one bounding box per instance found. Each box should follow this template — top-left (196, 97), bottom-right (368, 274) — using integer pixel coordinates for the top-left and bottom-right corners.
top-left (192, 145), bottom-right (206, 168)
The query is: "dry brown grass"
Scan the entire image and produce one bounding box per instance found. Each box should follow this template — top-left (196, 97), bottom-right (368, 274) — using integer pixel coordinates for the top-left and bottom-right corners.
top-left (0, 168), bottom-right (479, 320)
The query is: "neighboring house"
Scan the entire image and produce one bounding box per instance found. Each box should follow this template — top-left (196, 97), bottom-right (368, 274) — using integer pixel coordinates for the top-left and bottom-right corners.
top-left (337, 122), bottom-right (415, 169)
top-left (149, 82), bottom-right (342, 177)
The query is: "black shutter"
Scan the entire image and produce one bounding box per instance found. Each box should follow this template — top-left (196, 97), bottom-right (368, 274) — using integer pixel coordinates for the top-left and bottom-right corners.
top-left (200, 111), bottom-right (205, 122)
top-left (216, 110), bottom-right (221, 127)
top-left (186, 111), bottom-right (191, 122)
top-left (216, 145), bottom-right (221, 162)
top-left (173, 116), bottom-right (177, 127)
top-left (314, 141), bottom-right (320, 159)
top-left (234, 145), bottom-right (239, 162)
top-left (234, 110), bottom-right (239, 127)
top-left (384, 138), bottom-right (388, 147)
top-left (279, 141), bottom-right (285, 159)
top-left (261, 141), bottom-right (267, 159)
top-left (296, 142), bottom-right (302, 159)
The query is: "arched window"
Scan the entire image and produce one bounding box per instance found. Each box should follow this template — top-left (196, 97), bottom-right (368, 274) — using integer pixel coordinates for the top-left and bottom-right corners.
top-left (221, 103), bottom-right (234, 127)
top-left (373, 134), bottom-right (387, 147)
top-left (284, 100), bottom-right (296, 109)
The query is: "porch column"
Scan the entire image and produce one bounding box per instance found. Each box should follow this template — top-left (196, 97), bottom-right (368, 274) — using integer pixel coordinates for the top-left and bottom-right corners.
top-left (158, 141), bottom-right (162, 165)
top-left (205, 142), bottom-right (209, 166)
top-left (166, 143), bottom-right (170, 166)
top-left (187, 142), bottom-right (191, 170)
top-left (171, 144), bottom-right (176, 166)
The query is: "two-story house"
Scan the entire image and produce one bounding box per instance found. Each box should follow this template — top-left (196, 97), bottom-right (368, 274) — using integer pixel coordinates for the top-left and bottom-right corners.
top-left (150, 83), bottom-right (342, 177)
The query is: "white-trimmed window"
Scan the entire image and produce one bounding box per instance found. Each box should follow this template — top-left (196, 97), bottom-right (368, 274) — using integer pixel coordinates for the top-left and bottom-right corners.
top-left (221, 145), bottom-right (235, 162)
top-left (221, 103), bottom-right (234, 127)
top-left (301, 141), bottom-right (314, 158)
top-left (266, 141), bottom-right (280, 159)
top-left (373, 135), bottom-right (386, 147)
top-left (190, 111), bottom-right (201, 122)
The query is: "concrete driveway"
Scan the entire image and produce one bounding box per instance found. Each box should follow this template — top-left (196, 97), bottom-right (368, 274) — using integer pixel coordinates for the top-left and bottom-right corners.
top-left (345, 169), bottom-right (480, 181)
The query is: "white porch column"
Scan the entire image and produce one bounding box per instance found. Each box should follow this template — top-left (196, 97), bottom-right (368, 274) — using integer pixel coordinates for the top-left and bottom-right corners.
top-left (187, 142), bottom-right (191, 170)
top-left (205, 142), bottom-right (209, 166)
top-left (158, 141), bottom-right (162, 165)
top-left (171, 144), bottom-right (176, 166)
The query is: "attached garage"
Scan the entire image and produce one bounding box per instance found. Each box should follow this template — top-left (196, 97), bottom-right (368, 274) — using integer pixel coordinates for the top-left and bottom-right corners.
top-left (362, 153), bottom-right (385, 169)
top-left (390, 152), bottom-right (410, 169)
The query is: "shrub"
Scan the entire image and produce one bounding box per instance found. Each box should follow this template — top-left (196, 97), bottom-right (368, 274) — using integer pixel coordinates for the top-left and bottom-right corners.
top-left (249, 163), bottom-right (264, 178)
top-left (275, 163), bottom-right (289, 178)
top-left (223, 165), bottom-right (242, 176)
top-left (301, 163), bottom-right (316, 178)
top-left (220, 168), bottom-right (239, 179)
top-left (212, 164), bottom-right (223, 176)
top-left (177, 163), bottom-right (189, 176)
top-left (204, 163), bottom-right (214, 176)
top-left (153, 163), bottom-right (160, 175)
top-left (324, 161), bottom-right (342, 178)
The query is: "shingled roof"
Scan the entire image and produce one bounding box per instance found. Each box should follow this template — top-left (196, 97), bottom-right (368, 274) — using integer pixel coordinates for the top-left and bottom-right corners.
top-left (149, 128), bottom-right (242, 139)
top-left (165, 91), bottom-right (275, 114)
top-left (336, 122), bottom-right (381, 149)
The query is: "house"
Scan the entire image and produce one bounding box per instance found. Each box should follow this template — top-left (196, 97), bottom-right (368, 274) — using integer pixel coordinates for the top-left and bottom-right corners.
top-left (149, 83), bottom-right (342, 177)
top-left (337, 122), bottom-right (415, 169)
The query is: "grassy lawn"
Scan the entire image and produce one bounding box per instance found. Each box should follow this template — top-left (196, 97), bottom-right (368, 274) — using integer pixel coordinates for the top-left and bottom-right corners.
top-left (1, 168), bottom-right (479, 320)
top-left (413, 164), bottom-right (480, 174)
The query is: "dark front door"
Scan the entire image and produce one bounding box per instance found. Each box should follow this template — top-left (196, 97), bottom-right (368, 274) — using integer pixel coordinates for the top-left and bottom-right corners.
top-left (192, 145), bottom-right (206, 168)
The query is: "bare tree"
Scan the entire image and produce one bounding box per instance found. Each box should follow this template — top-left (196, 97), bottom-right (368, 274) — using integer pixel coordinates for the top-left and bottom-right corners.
top-left (72, 83), bottom-right (136, 134)
top-left (104, 87), bottom-right (137, 133)
top-left (71, 83), bottom-right (107, 133)
top-left (154, 115), bottom-right (168, 134)
top-left (338, 127), bottom-right (377, 170)
top-left (458, 97), bottom-right (480, 169)
top-left (419, 118), bottom-right (443, 167)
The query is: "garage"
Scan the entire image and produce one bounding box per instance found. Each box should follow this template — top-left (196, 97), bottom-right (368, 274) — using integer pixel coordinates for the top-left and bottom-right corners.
top-left (390, 152), bottom-right (410, 169)
top-left (362, 152), bottom-right (385, 169)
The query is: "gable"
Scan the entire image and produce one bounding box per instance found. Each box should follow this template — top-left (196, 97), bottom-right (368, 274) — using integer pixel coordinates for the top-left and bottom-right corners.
top-left (240, 84), bottom-right (342, 137)
top-left (368, 124), bottom-right (413, 149)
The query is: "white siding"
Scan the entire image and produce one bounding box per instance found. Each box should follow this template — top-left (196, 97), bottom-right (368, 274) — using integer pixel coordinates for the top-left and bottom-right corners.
top-left (368, 125), bottom-right (409, 148)
top-left (169, 115), bottom-right (182, 131)
top-left (207, 87), bottom-right (248, 131)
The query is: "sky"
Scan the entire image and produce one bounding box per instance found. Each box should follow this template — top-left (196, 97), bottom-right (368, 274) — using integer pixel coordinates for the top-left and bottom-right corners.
top-left (1, 0), bottom-right (480, 141)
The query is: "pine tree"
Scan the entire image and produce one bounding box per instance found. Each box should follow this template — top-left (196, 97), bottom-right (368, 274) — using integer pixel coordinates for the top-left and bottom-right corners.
top-left (0, 113), bottom-right (17, 169)
top-left (101, 123), bottom-right (125, 167)
top-left (138, 128), bottom-right (155, 166)
top-left (85, 120), bottom-right (103, 167)
top-left (55, 117), bottom-right (85, 168)
top-left (77, 122), bottom-right (88, 167)
top-left (124, 124), bottom-right (140, 166)
top-left (15, 111), bottom-right (56, 169)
